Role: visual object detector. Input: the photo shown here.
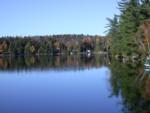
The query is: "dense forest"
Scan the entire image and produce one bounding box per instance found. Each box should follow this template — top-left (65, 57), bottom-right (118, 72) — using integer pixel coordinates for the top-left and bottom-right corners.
top-left (0, 35), bottom-right (106, 56)
top-left (106, 0), bottom-right (150, 58)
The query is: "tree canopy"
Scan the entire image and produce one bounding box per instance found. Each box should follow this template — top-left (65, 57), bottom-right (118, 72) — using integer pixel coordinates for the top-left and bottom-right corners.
top-left (106, 0), bottom-right (150, 57)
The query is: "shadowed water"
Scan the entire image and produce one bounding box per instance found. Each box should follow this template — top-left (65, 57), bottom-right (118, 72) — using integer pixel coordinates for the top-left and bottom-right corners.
top-left (0, 55), bottom-right (149, 113)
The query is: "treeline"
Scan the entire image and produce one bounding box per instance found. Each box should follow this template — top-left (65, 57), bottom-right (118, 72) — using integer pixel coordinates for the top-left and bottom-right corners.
top-left (0, 35), bottom-right (106, 56)
top-left (106, 0), bottom-right (150, 58)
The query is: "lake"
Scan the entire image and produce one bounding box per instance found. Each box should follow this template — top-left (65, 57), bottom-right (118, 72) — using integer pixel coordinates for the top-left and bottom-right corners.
top-left (0, 55), bottom-right (150, 113)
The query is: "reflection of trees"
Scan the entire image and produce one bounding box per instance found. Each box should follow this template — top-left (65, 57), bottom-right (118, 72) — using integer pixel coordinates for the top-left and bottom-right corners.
top-left (25, 56), bottom-right (35, 66)
top-left (136, 68), bottom-right (150, 101)
top-left (0, 58), bottom-right (8, 69)
top-left (110, 61), bottom-right (150, 113)
top-left (0, 54), bottom-right (109, 71)
top-left (80, 54), bottom-right (95, 68)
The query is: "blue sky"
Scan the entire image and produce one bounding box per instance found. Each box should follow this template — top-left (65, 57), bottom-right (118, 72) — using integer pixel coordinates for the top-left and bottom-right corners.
top-left (0, 0), bottom-right (119, 36)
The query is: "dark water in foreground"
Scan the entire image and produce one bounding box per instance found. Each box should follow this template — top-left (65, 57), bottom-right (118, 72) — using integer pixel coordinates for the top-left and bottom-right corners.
top-left (0, 55), bottom-right (150, 113)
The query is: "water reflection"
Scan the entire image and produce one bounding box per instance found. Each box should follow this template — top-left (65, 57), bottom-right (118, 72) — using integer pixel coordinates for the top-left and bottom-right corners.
top-left (0, 55), bottom-right (150, 113)
top-left (0, 54), bottom-right (109, 71)
top-left (109, 60), bottom-right (150, 113)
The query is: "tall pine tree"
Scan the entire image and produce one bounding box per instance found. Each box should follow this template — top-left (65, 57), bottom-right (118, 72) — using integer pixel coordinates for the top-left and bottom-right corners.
top-left (119, 0), bottom-right (141, 55)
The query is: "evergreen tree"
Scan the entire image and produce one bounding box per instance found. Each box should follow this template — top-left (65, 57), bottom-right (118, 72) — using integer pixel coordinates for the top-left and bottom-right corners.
top-left (140, 0), bottom-right (150, 23)
top-left (105, 15), bottom-right (120, 54)
top-left (118, 0), bottom-right (141, 55)
top-left (106, 15), bottom-right (119, 37)
top-left (106, 0), bottom-right (144, 56)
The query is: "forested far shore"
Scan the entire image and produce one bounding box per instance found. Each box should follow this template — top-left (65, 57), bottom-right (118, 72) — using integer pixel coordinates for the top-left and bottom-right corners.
top-left (2, 0), bottom-right (150, 60)
top-left (0, 35), bottom-right (108, 56)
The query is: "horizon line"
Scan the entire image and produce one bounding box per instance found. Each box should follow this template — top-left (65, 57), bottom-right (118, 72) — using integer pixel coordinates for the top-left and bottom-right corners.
top-left (0, 34), bottom-right (105, 38)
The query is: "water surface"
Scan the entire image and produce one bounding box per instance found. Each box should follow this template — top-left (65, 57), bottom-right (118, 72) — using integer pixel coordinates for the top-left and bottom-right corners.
top-left (0, 55), bottom-right (149, 113)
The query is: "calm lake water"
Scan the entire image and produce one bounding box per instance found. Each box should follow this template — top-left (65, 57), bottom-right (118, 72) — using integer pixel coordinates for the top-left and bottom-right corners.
top-left (0, 55), bottom-right (150, 113)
